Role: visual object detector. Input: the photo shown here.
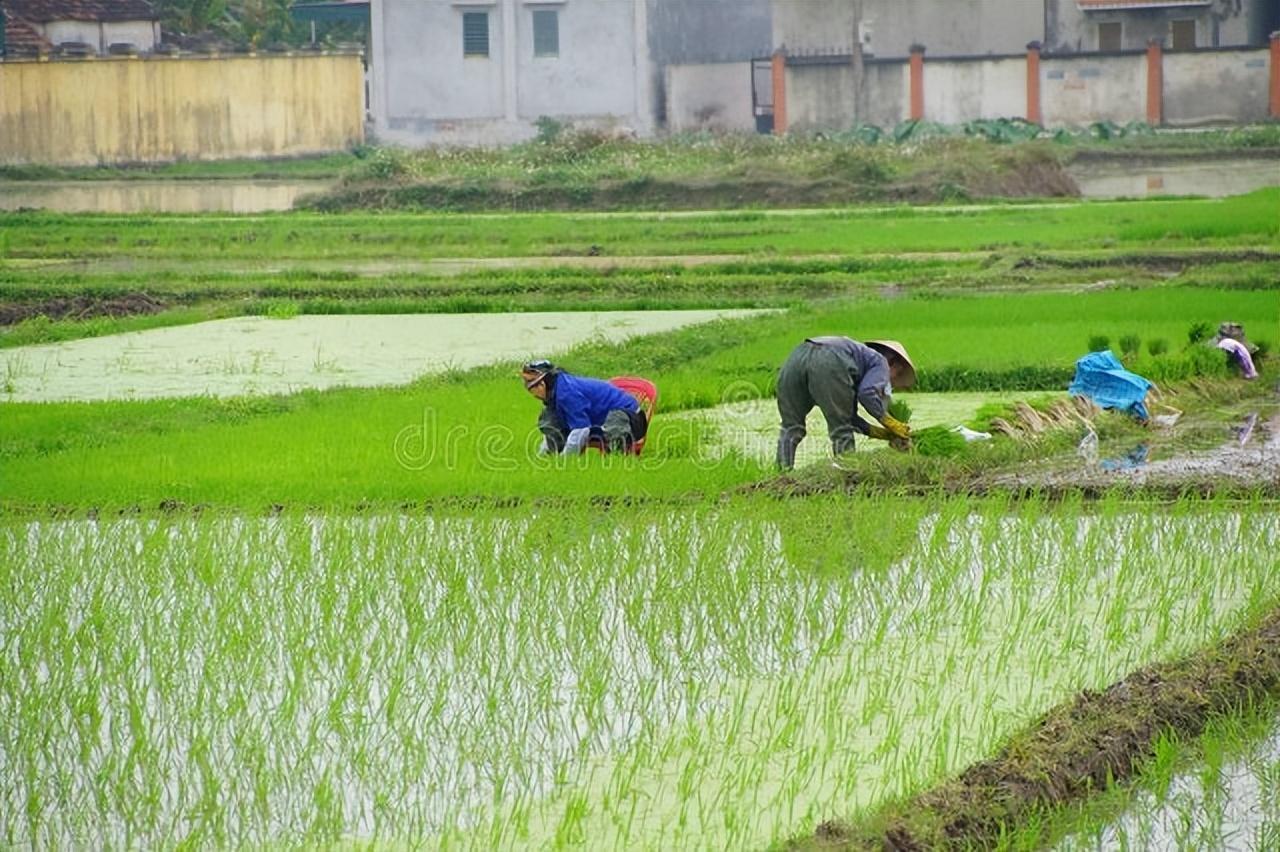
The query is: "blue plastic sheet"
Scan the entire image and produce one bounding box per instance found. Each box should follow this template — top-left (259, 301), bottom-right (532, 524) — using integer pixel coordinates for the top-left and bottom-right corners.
top-left (1068, 350), bottom-right (1153, 421)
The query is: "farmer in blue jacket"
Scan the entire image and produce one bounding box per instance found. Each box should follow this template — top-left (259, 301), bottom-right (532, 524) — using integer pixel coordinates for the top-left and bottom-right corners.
top-left (521, 360), bottom-right (647, 455)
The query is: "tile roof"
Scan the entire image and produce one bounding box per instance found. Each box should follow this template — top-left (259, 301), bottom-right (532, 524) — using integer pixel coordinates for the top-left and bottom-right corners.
top-left (1077, 0), bottom-right (1208, 8)
top-left (3, 15), bottom-right (53, 53)
top-left (1, 0), bottom-right (157, 24)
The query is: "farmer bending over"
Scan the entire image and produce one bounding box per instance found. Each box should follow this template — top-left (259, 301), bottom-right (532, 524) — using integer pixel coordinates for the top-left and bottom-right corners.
top-left (776, 337), bottom-right (916, 469)
top-left (521, 360), bottom-right (647, 455)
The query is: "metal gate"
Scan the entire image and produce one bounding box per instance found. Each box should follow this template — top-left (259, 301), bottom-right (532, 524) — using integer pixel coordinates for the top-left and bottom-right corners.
top-left (750, 58), bottom-right (774, 134)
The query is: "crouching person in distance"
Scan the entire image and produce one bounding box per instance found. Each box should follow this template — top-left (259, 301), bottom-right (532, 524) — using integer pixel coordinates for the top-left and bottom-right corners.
top-left (521, 360), bottom-right (648, 456)
top-left (775, 337), bottom-right (916, 469)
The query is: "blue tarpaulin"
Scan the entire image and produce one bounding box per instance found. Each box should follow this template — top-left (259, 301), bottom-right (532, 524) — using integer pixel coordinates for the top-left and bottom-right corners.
top-left (1068, 350), bottom-right (1153, 421)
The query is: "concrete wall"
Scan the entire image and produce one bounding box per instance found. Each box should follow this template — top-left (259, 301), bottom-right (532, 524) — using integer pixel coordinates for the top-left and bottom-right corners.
top-left (373, 0), bottom-right (650, 145)
top-left (646, 0), bottom-right (770, 124)
top-left (666, 62), bottom-right (756, 132)
top-left (1040, 53), bottom-right (1147, 125)
top-left (773, 0), bottom-right (1039, 56)
top-left (924, 56), bottom-right (1024, 124)
top-left (860, 0), bottom-right (1040, 57)
top-left (783, 59), bottom-right (908, 131)
top-left (1046, 0), bottom-right (1267, 52)
top-left (648, 0), bottom-right (770, 63)
top-left (0, 54), bottom-right (364, 166)
top-left (1164, 48), bottom-right (1271, 125)
top-left (780, 44), bottom-right (1270, 131)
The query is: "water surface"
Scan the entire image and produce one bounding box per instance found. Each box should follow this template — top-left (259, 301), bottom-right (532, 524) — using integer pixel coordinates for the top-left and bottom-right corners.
top-left (0, 179), bottom-right (333, 213)
top-left (0, 310), bottom-right (765, 402)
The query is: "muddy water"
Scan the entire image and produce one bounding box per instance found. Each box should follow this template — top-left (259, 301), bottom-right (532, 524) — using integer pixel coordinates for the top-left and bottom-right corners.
top-left (0, 179), bottom-right (333, 213)
top-left (1060, 720), bottom-right (1280, 850)
top-left (0, 310), bottom-right (767, 402)
top-left (1069, 157), bottom-right (1280, 199)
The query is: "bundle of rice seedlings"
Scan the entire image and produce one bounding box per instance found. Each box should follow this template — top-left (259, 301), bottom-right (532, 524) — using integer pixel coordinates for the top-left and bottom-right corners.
top-left (912, 425), bottom-right (967, 457)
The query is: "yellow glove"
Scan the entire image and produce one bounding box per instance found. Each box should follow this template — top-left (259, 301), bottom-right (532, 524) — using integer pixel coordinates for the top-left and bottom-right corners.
top-left (880, 414), bottom-right (912, 440)
top-left (867, 424), bottom-right (891, 440)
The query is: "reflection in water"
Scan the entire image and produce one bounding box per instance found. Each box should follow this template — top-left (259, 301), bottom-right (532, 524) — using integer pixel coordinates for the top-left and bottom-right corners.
top-left (0, 179), bottom-right (333, 213)
top-left (1070, 158), bottom-right (1280, 199)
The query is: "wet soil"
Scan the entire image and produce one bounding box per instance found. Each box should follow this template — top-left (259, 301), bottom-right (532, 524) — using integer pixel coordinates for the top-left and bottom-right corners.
top-left (983, 412), bottom-right (1280, 497)
top-left (790, 607), bottom-right (1280, 850)
top-left (0, 293), bottom-right (167, 325)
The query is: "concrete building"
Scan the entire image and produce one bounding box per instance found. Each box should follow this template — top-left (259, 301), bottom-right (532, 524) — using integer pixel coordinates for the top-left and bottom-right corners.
top-left (1046, 0), bottom-right (1280, 53)
top-left (369, 0), bottom-right (770, 145)
top-left (0, 0), bottom-right (159, 57)
top-left (773, 0), bottom-right (1042, 58)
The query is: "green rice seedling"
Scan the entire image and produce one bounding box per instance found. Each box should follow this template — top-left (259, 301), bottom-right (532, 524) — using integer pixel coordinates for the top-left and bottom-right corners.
top-left (5, 498), bottom-right (1278, 849)
top-left (911, 425), bottom-right (967, 457)
top-left (1187, 321), bottom-right (1212, 344)
top-left (1146, 338), bottom-right (1169, 357)
top-left (1088, 334), bottom-right (1110, 353)
top-left (1118, 334), bottom-right (1141, 358)
top-left (887, 397), bottom-right (913, 423)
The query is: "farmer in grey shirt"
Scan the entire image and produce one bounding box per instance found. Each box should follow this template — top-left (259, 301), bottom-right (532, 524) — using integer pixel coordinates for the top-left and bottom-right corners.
top-left (776, 337), bottom-right (916, 469)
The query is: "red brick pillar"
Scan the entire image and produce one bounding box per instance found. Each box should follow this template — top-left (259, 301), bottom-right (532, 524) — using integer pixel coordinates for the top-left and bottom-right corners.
top-left (1270, 31), bottom-right (1280, 120)
top-left (771, 49), bottom-right (787, 135)
top-left (1026, 41), bottom-right (1042, 125)
top-left (909, 44), bottom-right (926, 121)
top-left (1146, 38), bottom-right (1164, 126)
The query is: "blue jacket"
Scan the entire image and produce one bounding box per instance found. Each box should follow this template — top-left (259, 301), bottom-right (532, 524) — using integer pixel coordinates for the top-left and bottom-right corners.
top-left (552, 373), bottom-right (639, 430)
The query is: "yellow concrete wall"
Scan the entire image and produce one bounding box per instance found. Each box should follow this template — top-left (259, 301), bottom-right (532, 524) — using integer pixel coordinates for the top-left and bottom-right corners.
top-left (0, 53), bottom-right (364, 165)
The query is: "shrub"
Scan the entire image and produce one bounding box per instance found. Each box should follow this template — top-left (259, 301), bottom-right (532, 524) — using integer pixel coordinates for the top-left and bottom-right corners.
top-left (1146, 338), bottom-right (1169, 357)
top-left (1118, 334), bottom-right (1141, 357)
top-left (1087, 335), bottom-right (1110, 353)
top-left (534, 116), bottom-right (568, 144)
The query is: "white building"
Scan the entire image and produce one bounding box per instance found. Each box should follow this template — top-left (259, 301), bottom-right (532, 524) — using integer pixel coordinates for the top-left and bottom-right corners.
top-left (1, 0), bottom-right (160, 56)
top-left (369, 0), bottom-right (771, 146)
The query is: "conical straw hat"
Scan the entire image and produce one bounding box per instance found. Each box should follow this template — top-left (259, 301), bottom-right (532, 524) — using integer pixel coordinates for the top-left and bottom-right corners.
top-left (865, 339), bottom-right (916, 389)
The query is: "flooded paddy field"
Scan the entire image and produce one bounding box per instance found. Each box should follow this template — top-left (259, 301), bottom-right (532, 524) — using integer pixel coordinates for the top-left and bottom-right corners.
top-left (3, 502), bottom-right (1277, 848)
top-left (2, 175), bottom-right (1278, 849)
top-left (0, 310), bottom-right (765, 402)
top-left (0, 179), bottom-right (334, 214)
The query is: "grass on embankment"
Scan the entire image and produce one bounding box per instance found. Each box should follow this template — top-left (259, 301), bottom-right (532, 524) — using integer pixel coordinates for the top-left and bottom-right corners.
top-left (2, 286), bottom-right (1273, 511)
top-left (305, 128), bottom-right (1280, 212)
top-left (3, 190), bottom-right (1276, 262)
top-left (785, 602), bottom-right (1280, 851)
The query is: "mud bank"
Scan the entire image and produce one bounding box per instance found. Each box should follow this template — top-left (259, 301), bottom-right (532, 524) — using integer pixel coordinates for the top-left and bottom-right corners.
top-left (789, 606), bottom-right (1280, 850)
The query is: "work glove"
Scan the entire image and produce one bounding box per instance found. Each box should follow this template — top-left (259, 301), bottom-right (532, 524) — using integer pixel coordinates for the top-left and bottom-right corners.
top-left (867, 424), bottom-right (891, 441)
top-left (889, 436), bottom-right (912, 453)
top-left (880, 414), bottom-right (912, 441)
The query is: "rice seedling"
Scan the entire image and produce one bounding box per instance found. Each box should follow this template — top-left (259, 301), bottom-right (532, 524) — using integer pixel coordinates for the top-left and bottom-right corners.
top-left (2, 496), bottom-right (1276, 848)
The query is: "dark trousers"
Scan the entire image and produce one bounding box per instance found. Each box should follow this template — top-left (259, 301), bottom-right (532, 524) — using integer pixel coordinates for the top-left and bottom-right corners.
top-left (776, 341), bottom-right (861, 468)
top-left (539, 406), bottom-right (647, 453)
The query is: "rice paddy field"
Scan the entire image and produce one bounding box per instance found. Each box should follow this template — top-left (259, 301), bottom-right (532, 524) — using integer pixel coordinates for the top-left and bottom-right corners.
top-left (2, 185), bottom-right (1279, 848)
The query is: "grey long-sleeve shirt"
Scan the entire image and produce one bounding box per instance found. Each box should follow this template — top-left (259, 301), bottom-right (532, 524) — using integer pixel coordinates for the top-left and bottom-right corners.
top-left (805, 336), bottom-right (892, 422)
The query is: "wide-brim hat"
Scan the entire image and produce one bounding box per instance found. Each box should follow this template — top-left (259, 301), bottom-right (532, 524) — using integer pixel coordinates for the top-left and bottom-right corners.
top-left (865, 340), bottom-right (916, 389)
